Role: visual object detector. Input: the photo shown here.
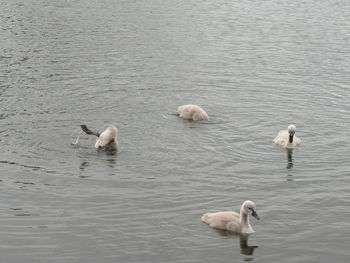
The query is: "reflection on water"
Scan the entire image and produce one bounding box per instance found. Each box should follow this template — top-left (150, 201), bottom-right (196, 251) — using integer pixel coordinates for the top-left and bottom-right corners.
top-left (286, 174), bottom-right (293, 182)
top-left (286, 149), bottom-right (293, 170)
top-left (213, 229), bottom-right (258, 257)
top-left (240, 235), bottom-right (258, 258)
top-left (80, 161), bottom-right (89, 170)
top-left (78, 150), bottom-right (117, 178)
top-left (286, 149), bottom-right (294, 181)
top-left (102, 151), bottom-right (117, 168)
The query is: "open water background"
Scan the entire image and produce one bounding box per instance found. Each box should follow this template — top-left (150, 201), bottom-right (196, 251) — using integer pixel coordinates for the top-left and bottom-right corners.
top-left (1, 0), bottom-right (350, 262)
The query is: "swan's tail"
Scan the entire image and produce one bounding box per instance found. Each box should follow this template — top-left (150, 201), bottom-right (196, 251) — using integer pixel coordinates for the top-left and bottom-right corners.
top-left (201, 213), bottom-right (210, 223)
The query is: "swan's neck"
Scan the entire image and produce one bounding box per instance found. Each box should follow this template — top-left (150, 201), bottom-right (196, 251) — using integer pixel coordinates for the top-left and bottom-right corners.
top-left (289, 134), bottom-right (294, 143)
top-left (240, 206), bottom-right (253, 233)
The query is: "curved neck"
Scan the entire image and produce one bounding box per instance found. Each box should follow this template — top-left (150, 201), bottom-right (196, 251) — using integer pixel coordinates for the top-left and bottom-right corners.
top-left (240, 205), bottom-right (250, 230)
top-left (239, 204), bottom-right (255, 233)
top-left (289, 134), bottom-right (294, 143)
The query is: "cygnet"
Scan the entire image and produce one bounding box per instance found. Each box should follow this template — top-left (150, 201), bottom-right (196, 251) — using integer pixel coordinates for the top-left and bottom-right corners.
top-left (80, 124), bottom-right (118, 150)
top-left (273, 124), bottom-right (301, 149)
top-left (201, 200), bottom-right (259, 234)
top-left (177, 104), bottom-right (209, 121)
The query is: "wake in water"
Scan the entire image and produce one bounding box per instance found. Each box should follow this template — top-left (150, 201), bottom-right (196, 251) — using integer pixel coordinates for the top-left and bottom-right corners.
top-left (70, 128), bottom-right (83, 145)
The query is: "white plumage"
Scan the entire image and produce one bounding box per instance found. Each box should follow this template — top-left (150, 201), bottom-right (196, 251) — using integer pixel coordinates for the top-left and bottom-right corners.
top-left (95, 125), bottom-right (118, 149)
top-left (273, 124), bottom-right (301, 149)
top-left (177, 104), bottom-right (209, 121)
top-left (80, 124), bottom-right (118, 150)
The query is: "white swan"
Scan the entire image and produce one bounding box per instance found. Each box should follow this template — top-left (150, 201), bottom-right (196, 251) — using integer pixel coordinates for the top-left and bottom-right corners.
top-left (201, 200), bottom-right (259, 234)
top-left (80, 124), bottom-right (118, 150)
top-left (273, 124), bottom-right (301, 149)
top-left (177, 104), bottom-right (209, 121)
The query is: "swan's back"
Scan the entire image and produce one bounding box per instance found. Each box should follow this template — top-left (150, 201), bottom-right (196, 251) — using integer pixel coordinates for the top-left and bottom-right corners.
top-left (178, 104), bottom-right (209, 121)
top-left (95, 125), bottom-right (118, 149)
top-left (201, 211), bottom-right (241, 232)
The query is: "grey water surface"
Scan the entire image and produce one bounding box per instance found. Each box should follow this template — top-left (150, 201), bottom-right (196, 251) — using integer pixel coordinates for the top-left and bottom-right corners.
top-left (1, 0), bottom-right (350, 262)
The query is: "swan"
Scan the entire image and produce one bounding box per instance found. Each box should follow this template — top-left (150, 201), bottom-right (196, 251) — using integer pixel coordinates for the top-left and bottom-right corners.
top-left (177, 104), bottom-right (209, 121)
top-left (273, 124), bottom-right (301, 149)
top-left (80, 124), bottom-right (118, 150)
top-left (201, 200), bottom-right (260, 234)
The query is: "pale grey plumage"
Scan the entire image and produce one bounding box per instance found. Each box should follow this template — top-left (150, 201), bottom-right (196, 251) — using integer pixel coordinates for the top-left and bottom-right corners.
top-left (177, 104), bottom-right (209, 121)
top-left (201, 200), bottom-right (259, 234)
top-left (273, 124), bottom-right (301, 149)
top-left (80, 124), bottom-right (118, 150)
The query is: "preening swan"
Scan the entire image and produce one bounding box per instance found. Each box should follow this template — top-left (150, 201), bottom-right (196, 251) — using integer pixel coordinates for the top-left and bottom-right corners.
top-left (273, 124), bottom-right (301, 149)
top-left (177, 104), bottom-right (209, 121)
top-left (80, 124), bottom-right (118, 150)
top-left (201, 200), bottom-right (259, 234)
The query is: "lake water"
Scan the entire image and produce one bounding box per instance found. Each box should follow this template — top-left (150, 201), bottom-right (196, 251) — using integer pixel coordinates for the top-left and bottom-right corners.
top-left (1, 0), bottom-right (350, 262)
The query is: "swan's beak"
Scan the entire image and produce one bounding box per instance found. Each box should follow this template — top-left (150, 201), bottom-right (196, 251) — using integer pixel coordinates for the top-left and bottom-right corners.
top-left (251, 210), bottom-right (260, 220)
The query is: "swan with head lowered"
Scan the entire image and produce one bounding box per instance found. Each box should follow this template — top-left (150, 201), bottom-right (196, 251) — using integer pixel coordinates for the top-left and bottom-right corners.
top-left (177, 104), bottom-right (209, 121)
top-left (80, 124), bottom-right (118, 151)
top-left (201, 200), bottom-right (260, 234)
top-left (273, 124), bottom-right (301, 149)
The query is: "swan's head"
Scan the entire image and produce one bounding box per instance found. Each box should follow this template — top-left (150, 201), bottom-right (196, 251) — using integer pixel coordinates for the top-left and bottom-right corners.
top-left (287, 124), bottom-right (296, 136)
top-left (242, 200), bottom-right (260, 220)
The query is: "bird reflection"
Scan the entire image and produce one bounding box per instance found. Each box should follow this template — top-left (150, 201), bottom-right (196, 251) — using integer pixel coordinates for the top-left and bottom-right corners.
top-left (98, 149), bottom-right (118, 167)
top-left (78, 150), bottom-right (117, 178)
top-left (106, 156), bottom-right (117, 168)
top-left (80, 161), bottom-right (89, 170)
top-left (240, 235), bottom-right (258, 256)
top-left (79, 161), bottom-right (90, 178)
top-left (286, 148), bottom-right (293, 170)
top-left (213, 229), bottom-right (258, 256)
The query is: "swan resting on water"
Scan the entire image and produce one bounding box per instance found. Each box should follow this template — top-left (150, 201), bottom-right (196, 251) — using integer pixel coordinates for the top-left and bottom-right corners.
top-left (273, 124), bottom-right (301, 149)
top-left (80, 124), bottom-right (118, 150)
top-left (201, 200), bottom-right (259, 234)
top-left (177, 104), bottom-right (209, 121)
